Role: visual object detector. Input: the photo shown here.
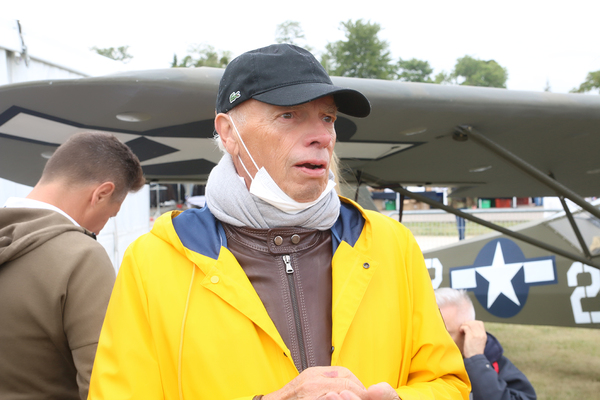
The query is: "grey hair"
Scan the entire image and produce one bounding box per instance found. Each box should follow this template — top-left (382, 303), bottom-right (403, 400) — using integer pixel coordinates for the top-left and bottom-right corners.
top-left (213, 132), bottom-right (226, 153)
top-left (435, 288), bottom-right (476, 320)
top-left (213, 108), bottom-right (247, 154)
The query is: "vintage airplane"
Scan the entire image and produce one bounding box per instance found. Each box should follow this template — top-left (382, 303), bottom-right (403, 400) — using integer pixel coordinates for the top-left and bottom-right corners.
top-left (1, 67), bottom-right (599, 329)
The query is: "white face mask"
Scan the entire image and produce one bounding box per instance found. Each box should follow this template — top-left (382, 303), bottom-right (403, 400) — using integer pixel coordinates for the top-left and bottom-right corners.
top-left (229, 117), bottom-right (336, 215)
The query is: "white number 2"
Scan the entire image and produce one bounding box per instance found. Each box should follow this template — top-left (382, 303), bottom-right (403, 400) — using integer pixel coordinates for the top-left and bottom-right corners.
top-left (425, 258), bottom-right (443, 289)
top-left (567, 262), bottom-right (600, 324)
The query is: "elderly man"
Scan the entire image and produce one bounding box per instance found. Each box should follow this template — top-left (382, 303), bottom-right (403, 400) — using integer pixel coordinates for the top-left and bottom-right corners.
top-left (0, 132), bottom-right (145, 400)
top-left (89, 44), bottom-right (469, 400)
top-left (435, 288), bottom-right (536, 400)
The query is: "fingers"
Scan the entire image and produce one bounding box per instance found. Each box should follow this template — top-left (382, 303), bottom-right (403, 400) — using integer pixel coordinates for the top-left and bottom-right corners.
top-left (315, 366), bottom-right (366, 390)
top-left (317, 390), bottom-right (363, 400)
top-left (462, 320), bottom-right (486, 334)
top-left (366, 382), bottom-right (400, 400)
top-left (263, 367), bottom-right (400, 400)
top-left (461, 320), bottom-right (487, 341)
top-left (317, 383), bottom-right (399, 400)
top-left (460, 320), bottom-right (487, 358)
top-left (268, 366), bottom-right (368, 400)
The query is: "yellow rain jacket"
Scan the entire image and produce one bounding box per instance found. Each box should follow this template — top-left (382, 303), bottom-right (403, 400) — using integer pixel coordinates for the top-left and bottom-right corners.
top-left (89, 198), bottom-right (469, 400)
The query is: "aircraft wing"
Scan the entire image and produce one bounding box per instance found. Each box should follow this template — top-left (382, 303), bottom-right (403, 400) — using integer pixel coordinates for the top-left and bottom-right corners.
top-left (2, 67), bottom-right (600, 198)
top-left (3, 68), bottom-right (599, 329)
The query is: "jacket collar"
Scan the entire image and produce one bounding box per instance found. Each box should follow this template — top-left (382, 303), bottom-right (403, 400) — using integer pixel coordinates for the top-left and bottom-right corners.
top-left (170, 197), bottom-right (366, 260)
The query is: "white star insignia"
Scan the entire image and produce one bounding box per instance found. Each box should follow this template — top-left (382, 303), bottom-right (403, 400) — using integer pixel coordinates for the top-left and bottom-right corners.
top-left (475, 242), bottom-right (523, 308)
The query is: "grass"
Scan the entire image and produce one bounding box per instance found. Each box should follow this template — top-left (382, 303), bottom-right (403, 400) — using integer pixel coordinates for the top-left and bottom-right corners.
top-left (485, 322), bottom-right (600, 400)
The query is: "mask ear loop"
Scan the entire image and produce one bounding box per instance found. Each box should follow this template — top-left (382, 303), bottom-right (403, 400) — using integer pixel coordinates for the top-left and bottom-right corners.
top-left (230, 116), bottom-right (259, 182)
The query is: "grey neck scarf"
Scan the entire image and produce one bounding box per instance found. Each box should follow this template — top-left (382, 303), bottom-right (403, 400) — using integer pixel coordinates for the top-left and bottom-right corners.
top-left (205, 154), bottom-right (340, 230)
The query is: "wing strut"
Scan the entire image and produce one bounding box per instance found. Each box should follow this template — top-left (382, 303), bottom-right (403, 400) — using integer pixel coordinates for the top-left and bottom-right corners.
top-left (558, 195), bottom-right (593, 259)
top-left (390, 185), bottom-right (600, 269)
top-left (398, 191), bottom-right (405, 223)
top-left (547, 172), bottom-right (595, 260)
top-left (453, 125), bottom-right (600, 221)
top-left (354, 170), bottom-right (363, 202)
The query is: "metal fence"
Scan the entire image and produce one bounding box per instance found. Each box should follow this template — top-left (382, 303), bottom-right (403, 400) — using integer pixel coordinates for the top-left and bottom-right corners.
top-left (386, 208), bottom-right (562, 251)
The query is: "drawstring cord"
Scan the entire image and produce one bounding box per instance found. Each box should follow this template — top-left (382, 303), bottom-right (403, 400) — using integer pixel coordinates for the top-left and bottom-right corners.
top-left (178, 263), bottom-right (196, 400)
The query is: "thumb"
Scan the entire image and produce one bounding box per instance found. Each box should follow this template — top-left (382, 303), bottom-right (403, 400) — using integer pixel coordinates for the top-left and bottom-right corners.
top-left (367, 382), bottom-right (400, 400)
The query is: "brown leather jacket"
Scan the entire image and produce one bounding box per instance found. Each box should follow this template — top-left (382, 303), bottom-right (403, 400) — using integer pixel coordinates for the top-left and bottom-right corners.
top-left (223, 223), bottom-right (333, 372)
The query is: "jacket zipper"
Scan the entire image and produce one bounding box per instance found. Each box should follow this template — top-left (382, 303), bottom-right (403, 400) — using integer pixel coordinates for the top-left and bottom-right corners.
top-left (283, 254), bottom-right (308, 371)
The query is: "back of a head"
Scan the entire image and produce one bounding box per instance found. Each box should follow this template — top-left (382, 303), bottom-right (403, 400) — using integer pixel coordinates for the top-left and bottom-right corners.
top-left (435, 287), bottom-right (476, 321)
top-left (40, 132), bottom-right (145, 198)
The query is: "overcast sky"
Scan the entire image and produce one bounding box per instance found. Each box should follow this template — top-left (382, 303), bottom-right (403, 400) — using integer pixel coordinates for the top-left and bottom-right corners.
top-left (5, 0), bottom-right (600, 94)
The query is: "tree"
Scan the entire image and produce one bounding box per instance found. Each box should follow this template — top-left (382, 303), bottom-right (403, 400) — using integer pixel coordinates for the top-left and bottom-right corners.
top-left (434, 71), bottom-right (451, 84)
top-left (91, 46), bottom-right (133, 63)
top-left (324, 19), bottom-right (396, 79)
top-left (172, 44), bottom-right (231, 68)
top-left (570, 70), bottom-right (600, 94)
top-left (275, 21), bottom-right (311, 50)
top-left (397, 58), bottom-right (434, 83)
top-left (438, 55), bottom-right (508, 88)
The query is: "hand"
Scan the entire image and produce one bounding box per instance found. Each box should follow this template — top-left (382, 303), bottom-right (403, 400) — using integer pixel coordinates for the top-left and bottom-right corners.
top-left (263, 366), bottom-right (368, 400)
top-left (460, 320), bottom-right (487, 358)
top-left (365, 382), bottom-right (401, 400)
top-left (306, 381), bottom-right (400, 400)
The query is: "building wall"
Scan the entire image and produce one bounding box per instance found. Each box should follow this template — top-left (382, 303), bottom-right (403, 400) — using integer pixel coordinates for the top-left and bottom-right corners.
top-left (1, 48), bottom-right (86, 85)
top-left (0, 18), bottom-right (130, 85)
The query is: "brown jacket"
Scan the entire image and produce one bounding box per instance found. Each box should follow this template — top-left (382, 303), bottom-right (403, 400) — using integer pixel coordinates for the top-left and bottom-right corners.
top-left (0, 208), bottom-right (115, 400)
top-left (223, 223), bottom-right (333, 372)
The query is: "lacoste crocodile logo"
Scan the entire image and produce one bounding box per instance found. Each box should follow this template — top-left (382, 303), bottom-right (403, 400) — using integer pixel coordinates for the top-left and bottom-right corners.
top-left (229, 91), bottom-right (241, 104)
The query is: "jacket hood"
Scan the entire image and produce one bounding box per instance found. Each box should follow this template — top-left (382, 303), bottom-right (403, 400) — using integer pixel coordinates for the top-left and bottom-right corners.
top-left (0, 208), bottom-right (91, 265)
top-left (484, 332), bottom-right (504, 363)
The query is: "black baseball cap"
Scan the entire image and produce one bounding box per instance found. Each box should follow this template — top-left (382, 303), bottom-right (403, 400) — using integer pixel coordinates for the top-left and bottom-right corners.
top-left (216, 44), bottom-right (371, 118)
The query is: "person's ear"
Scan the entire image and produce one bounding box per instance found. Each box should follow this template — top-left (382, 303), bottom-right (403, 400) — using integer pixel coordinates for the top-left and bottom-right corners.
top-left (91, 182), bottom-right (116, 206)
top-left (214, 113), bottom-right (239, 157)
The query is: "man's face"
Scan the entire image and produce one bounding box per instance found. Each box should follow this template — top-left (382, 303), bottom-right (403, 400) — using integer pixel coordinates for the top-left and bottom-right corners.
top-left (439, 303), bottom-right (468, 354)
top-left (230, 96), bottom-right (337, 202)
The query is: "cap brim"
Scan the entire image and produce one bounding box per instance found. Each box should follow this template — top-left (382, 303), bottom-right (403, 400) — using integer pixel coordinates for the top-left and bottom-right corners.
top-left (252, 82), bottom-right (371, 118)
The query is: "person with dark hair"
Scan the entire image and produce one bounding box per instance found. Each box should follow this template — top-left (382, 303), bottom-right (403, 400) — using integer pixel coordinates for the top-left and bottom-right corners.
top-left (90, 45), bottom-right (469, 400)
top-left (435, 288), bottom-right (537, 400)
top-left (0, 131), bottom-right (145, 400)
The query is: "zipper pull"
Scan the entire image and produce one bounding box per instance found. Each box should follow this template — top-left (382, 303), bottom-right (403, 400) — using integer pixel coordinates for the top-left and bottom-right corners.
top-left (283, 255), bottom-right (293, 274)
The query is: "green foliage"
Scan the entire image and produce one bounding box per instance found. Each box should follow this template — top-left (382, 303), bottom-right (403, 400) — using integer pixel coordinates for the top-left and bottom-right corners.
top-left (324, 19), bottom-right (396, 79)
top-left (447, 55), bottom-right (508, 88)
top-left (397, 58), bottom-right (434, 83)
top-left (275, 21), bottom-right (311, 50)
top-left (320, 53), bottom-right (334, 76)
top-left (91, 46), bottom-right (132, 63)
top-left (570, 70), bottom-right (600, 94)
top-left (172, 44), bottom-right (231, 68)
top-left (434, 71), bottom-right (451, 84)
